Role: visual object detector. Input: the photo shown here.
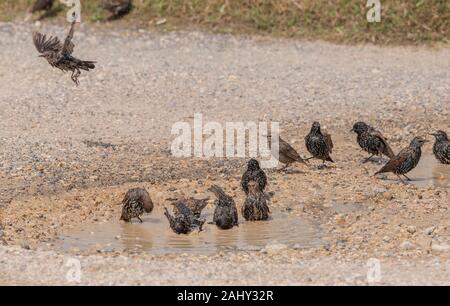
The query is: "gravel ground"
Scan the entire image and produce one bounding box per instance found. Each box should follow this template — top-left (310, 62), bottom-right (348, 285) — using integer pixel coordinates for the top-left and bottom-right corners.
top-left (0, 22), bottom-right (449, 285)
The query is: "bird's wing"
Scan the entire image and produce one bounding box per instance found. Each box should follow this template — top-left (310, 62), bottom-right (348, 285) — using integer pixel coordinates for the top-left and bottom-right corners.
top-left (377, 147), bottom-right (410, 173)
top-left (62, 21), bottom-right (76, 55)
top-left (279, 138), bottom-right (302, 161)
top-left (323, 132), bottom-right (334, 153)
top-left (33, 32), bottom-right (62, 54)
top-left (372, 130), bottom-right (395, 158)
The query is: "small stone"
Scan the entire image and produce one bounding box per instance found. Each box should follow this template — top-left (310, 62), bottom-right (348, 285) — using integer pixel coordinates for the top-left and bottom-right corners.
top-left (264, 243), bottom-right (288, 255)
top-left (424, 226), bottom-right (436, 236)
top-left (382, 192), bottom-right (394, 200)
top-left (406, 226), bottom-right (417, 234)
top-left (431, 243), bottom-right (450, 253)
top-left (400, 241), bottom-right (416, 250)
top-left (382, 236), bottom-right (391, 243)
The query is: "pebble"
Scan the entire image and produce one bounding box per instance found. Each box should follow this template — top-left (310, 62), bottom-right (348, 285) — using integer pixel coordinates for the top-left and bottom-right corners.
top-left (431, 244), bottom-right (450, 253)
top-left (263, 243), bottom-right (288, 255)
top-left (400, 241), bottom-right (416, 250)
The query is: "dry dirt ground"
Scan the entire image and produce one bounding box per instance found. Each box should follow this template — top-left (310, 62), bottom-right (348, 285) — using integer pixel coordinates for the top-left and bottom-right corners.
top-left (0, 22), bottom-right (449, 285)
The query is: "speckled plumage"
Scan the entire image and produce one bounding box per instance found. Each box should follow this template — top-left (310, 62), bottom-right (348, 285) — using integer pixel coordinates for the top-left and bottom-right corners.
top-left (33, 21), bottom-right (96, 86)
top-left (102, 0), bottom-right (132, 18)
top-left (375, 137), bottom-right (427, 184)
top-left (242, 181), bottom-right (270, 221)
top-left (120, 188), bottom-right (153, 223)
top-left (305, 122), bottom-right (334, 164)
top-left (209, 185), bottom-right (238, 230)
top-left (164, 202), bottom-right (205, 235)
top-left (431, 130), bottom-right (450, 164)
top-left (241, 159), bottom-right (267, 195)
top-left (352, 122), bottom-right (395, 161)
top-left (172, 197), bottom-right (208, 219)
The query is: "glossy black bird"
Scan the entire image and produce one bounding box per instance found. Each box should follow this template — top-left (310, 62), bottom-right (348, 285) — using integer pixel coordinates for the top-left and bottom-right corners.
top-left (33, 21), bottom-right (96, 86)
top-left (120, 188), bottom-right (154, 223)
top-left (268, 135), bottom-right (307, 170)
top-left (431, 130), bottom-right (450, 164)
top-left (209, 185), bottom-right (238, 230)
top-left (305, 122), bottom-right (334, 165)
top-left (164, 201), bottom-right (205, 235)
top-left (171, 197), bottom-right (208, 219)
top-left (102, 0), bottom-right (132, 18)
top-left (242, 181), bottom-right (270, 221)
top-left (351, 122), bottom-right (395, 162)
top-left (375, 136), bottom-right (428, 184)
top-left (241, 159), bottom-right (267, 195)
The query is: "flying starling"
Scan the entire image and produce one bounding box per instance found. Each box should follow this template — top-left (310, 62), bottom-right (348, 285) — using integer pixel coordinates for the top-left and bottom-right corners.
top-left (102, 0), bottom-right (132, 19)
top-left (164, 201), bottom-right (205, 235)
top-left (431, 130), bottom-right (450, 164)
top-left (208, 185), bottom-right (239, 230)
top-left (171, 197), bottom-right (208, 219)
top-left (305, 122), bottom-right (334, 165)
top-left (268, 135), bottom-right (307, 170)
top-left (242, 181), bottom-right (270, 221)
top-left (375, 136), bottom-right (428, 184)
top-left (241, 159), bottom-right (267, 195)
top-left (120, 188), bottom-right (154, 223)
top-left (351, 122), bottom-right (395, 162)
top-left (33, 21), bottom-right (96, 86)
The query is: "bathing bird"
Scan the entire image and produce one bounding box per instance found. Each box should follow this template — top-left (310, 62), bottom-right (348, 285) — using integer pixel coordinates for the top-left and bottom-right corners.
top-left (209, 185), bottom-right (239, 230)
top-left (241, 159), bottom-right (267, 195)
top-left (120, 188), bottom-right (153, 223)
top-left (242, 181), bottom-right (270, 221)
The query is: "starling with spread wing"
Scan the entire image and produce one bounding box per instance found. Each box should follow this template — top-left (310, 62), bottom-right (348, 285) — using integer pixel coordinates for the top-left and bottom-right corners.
top-left (33, 21), bottom-right (96, 86)
top-left (375, 137), bottom-right (428, 184)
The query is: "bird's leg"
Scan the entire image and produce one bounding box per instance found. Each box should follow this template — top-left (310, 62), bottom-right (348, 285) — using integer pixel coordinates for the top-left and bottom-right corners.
top-left (137, 216), bottom-right (143, 223)
top-left (362, 155), bottom-right (375, 164)
top-left (71, 69), bottom-right (80, 86)
top-left (277, 164), bottom-right (289, 172)
top-left (402, 174), bottom-right (412, 181)
top-left (396, 175), bottom-right (407, 185)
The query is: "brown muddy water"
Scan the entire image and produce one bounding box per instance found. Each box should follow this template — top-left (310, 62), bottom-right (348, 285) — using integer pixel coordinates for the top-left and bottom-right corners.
top-left (58, 209), bottom-right (324, 255)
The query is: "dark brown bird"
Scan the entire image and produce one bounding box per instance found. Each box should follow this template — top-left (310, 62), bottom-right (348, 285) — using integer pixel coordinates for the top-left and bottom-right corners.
top-left (375, 136), bottom-right (428, 184)
top-left (102, 0), bottom-right (132, 18)
top-left (241, 159), bottom-right (267, 195)
top-left (33, 21), bottom-right (96, 86)
top-left (242, 181), bottom-right (270, 221)
top-left (164, 202), bottom-right (205, 235)
top-left (268, 135), bottom-right (307, 170)
top-left (30, 0), bottom-right (54, 14)
top-left (171, 197), bottom-right (208, 219)
top-left (431, 130), bottom-right (450, 165)
top-left (351, 122), bottom-right (395, 162)
top-left (120, 188), bottom-right (154, 223)
top-left (209, 185), bottom-right (238, 230)
top-left (305, 122), bottom-right (334, 165)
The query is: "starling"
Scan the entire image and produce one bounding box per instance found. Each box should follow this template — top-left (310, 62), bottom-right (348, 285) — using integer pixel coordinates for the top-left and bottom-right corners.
top-left (164, 202), bottom-right (205, 235)
top-left (33, 21), bottom-right (96, 86)
top-left (241, 159), bottom-right (267, 195)
top-left (208, 185), bottom-right (239, 230)
top-left (102, 0), bottom-right (132, 19)
top-left (351, 122), bottom-right (395, 162)
top-left (305, 122), bottom-right (334, 165)
top-left (120, 188), bottom-right (154, 223)
top-left (431, 130), bottom-right (450, 164)
top-left (30, 0), bottom-right (54, 14)
top-left (375, 136), bottom-right (428, 184)
top-left (268, 135), bottom-right (307, 170)
top-left (242, 181), bottom-right (270, 221)
top-left (171, 197), bottom-right (208, 219)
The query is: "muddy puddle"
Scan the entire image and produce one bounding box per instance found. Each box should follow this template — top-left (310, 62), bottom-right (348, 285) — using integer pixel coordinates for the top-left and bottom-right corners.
top-left (58, 209), bottom-right (323, 255)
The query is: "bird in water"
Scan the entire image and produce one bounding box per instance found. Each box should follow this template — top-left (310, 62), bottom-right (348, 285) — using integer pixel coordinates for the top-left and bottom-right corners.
top-left (209, 185), bottom-right (239, 230)
top-left (33, 21), bottom-right (96, 86)
top-left (305, 122), bottom-right (334, 167)
top-left (170, 197), bottom-right (209, 219)
top-left (242, 181), bottom-right (270, 221)
top-left (431, 130), bottom-right (450, 164)
top-left (102, 0), bottom-right (132, 19)
top-left (164, 201), bottom-right (205, 235)
top-left (241, 159), bottom-right (267, 195)
top-left (351, 122), bottom-right (395, 163)
top-left (120, 188), bottom-right (154, 223)
top-left (26, 0), bottom-right (54, 21)
top-left (375, 136), bottom-right (428, 184)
